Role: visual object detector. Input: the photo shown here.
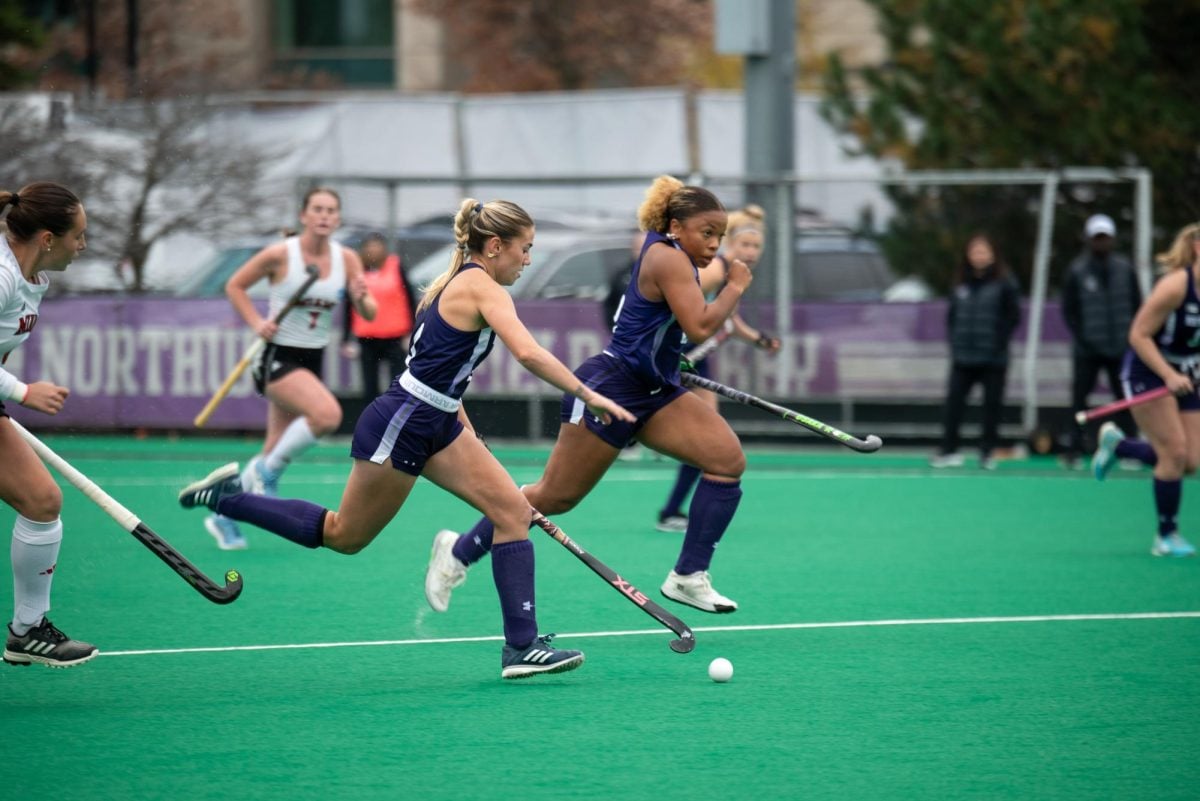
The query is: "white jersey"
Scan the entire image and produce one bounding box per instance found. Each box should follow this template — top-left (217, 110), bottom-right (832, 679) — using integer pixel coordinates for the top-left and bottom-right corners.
top-left (269, 236), bottom-right (346, 349)
top-left (0, 238), bottom-right (49, 400)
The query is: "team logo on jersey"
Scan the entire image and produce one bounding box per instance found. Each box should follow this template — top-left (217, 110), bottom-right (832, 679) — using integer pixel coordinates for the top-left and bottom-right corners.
top-left (1187, 304), bottom-right (1199, 314)
top-left (13, 313), bottom-right (37, 335)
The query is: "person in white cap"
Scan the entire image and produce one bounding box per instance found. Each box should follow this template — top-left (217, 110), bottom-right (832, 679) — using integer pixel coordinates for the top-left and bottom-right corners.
top-left (1061, 213), bottom-right (1141, 463)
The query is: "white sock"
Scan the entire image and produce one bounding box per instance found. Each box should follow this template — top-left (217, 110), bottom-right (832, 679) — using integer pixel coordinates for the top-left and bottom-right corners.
top-left (263, 417), bottom-right (318, 475)
top-left (10, 515), bottom-right (63, 635)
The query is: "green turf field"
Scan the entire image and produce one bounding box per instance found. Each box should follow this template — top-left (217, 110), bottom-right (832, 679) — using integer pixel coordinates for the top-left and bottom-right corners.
top-left (2, 436), bottom-right (1197, 800)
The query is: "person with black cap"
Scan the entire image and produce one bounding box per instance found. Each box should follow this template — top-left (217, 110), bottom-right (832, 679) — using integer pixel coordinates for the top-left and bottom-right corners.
top-left (1061, 213), bottom-right (1142, 463)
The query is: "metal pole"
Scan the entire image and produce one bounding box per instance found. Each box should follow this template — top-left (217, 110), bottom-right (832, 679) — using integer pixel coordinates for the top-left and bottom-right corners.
top-left (1023, 173), bottom-right (1059, 432)
top-left (1134, 168), bottom-right (1153, 296)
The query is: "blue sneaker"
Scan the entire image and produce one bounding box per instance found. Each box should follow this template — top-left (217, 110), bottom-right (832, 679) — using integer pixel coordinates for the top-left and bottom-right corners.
top-left (204, 514), bottom-right (247, 551)
top-left (500, 634), bottom-right (585, 679)
top-left (179, 463), bottom-right (242, 511)
top-left (1091, 422), bottom-right (1124, 481)
top-left (241, 456), bottom-right (280, 497)
top-left (1152, 533), bottom-right (1196, 558)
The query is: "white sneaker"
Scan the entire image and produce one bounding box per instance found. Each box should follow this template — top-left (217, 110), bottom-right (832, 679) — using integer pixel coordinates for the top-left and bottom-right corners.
top-left (425, 530), bottom-right (468, 612)
top-left (655, 514), bottom-right (688, 533)
top-left (240, 456), bottom-right (280, 496)
top-left (660, 570), bottom-right (737, 613)
top-left (929, 452), bottom-right (965, 468)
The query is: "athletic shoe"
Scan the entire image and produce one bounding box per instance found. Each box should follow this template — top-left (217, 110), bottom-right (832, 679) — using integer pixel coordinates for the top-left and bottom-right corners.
top-left (660, 570), bottom-right (738, 613)
top-left (655, 513), bottom-right (688, 533)
top-left (179, 463), bottom-right (242, 511)
top-left (979, 455), bottom-right (997, 471)
top-left (1091, 422), bottom-right (1124, 481)
top-left (500, 634), bottom-right (585, 679)
top-left (205, 514), bottom-right (247, 551)
top-left (3, 618), bottom-right (98, 668)
top-left (240, 456), bottom-right (280, 497)
top-left (1151, 533), bottom-right (1197, 558)
top-left (424, 529), bottom-right (468, 612)
top-left (929, 452), bottom-right (964, 468)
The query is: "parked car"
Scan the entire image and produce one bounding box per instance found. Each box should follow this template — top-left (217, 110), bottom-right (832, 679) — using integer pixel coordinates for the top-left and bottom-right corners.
top-left (406, 228), bottom-right (638, 301)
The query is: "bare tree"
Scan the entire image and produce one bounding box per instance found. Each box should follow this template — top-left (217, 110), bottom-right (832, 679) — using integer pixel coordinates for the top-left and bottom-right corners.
top-left (74, 98), bottom-right (282, 291)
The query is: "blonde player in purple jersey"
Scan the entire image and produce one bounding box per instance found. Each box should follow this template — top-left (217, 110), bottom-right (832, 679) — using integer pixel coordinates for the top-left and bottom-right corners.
top-left (178, 199), bottom-right (634, 679)
top-left (1092, 223), bottom-right (1200, 557)
top-left (204, 187), bottom-right (377, 550)
top-left (430, 175), bottom-right (753, 615)
top-left (0, 182), bottom-right (97, 668)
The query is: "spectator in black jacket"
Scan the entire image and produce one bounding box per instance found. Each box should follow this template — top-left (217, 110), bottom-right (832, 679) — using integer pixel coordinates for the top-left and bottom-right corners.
top-left (1061, 214), bottom-right (1142, 459)
top-left (931, 234), bottom-right (1022, 469)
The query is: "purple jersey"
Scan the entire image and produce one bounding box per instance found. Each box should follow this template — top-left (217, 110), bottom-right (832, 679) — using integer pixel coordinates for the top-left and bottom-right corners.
top-left (604, 231), bottom-right (699, 389)
top-left (1154, 267), bottom-right (1200, 358)
top-left (404, 263), bottom-right (495, 402)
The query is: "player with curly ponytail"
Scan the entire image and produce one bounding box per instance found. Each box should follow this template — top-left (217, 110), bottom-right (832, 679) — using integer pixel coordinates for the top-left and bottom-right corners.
top-left (433, 175), bottom-right (756, 615)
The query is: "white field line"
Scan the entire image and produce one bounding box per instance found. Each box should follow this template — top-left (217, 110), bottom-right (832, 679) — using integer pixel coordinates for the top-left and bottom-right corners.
top-left (100, 611), bottom-right (1200, 658)
top-left (70, 470), bottom-right (1108, 488)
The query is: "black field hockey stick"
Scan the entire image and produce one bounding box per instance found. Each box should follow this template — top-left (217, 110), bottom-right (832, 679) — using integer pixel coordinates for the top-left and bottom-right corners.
top-left (11, 420), bottom-right (243, 604)
top-left (680, 372), bottom-right (884, 453)
top-left (531, 511), bottom-right (696, 653)
top-left (194, 263), bottom-right (320, 427)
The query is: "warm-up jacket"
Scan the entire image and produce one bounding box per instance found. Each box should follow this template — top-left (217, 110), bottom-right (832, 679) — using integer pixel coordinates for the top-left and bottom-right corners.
top-left (1061, 250), bottom-right (1141, 360)
top-left (947, 268), bottom-right (1022, 367)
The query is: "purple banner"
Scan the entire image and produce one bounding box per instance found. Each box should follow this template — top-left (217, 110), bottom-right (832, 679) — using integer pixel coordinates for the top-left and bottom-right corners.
top-left (6, 297), bottom-right (1073, 431)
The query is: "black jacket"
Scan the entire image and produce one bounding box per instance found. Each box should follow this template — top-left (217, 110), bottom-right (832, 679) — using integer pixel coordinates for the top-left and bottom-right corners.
top-left (947, 268), bottom-right (1022, 366)
top-left (1061, 250), bottom-right (1140, 359)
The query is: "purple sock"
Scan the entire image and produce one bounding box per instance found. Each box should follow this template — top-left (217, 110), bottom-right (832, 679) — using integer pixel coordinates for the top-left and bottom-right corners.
top-left (661, 464), bottom-right (701, 519)
top-left (1115, 439), bottom-right (1157, 466)
top-left (217, 493), bottom-right (326, 549)
top-left (491, 539), bottom-right (537, 649)
top-left (453, 516), bottom-right (495, 565)
top-left (675, 478), bottom-right (742, 575)
top-left (1153, 478), bottom-right (1182, 536)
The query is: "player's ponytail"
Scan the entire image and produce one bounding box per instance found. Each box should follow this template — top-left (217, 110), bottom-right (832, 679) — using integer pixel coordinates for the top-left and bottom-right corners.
top-left (418, 198), bottom-right (533, 311)
top-left (636, 175), bottom-right (723, 234)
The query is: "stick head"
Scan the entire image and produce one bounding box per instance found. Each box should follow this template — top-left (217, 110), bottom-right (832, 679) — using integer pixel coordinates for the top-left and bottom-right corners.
top-left (669, 632), bottom-right (696, 653)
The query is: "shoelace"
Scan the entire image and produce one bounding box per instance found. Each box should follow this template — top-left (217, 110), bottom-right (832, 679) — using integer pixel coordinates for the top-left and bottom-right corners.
top-left (31, 619), bottom-right (67, 643)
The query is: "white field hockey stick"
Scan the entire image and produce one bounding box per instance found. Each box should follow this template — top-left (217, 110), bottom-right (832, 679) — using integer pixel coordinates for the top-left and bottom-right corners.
top-left (10, 419), bottom-right (243, 603)
top-left (193, 263), bottom-right (320, 428)
top-left (684, 320), bottom-right (735, 363)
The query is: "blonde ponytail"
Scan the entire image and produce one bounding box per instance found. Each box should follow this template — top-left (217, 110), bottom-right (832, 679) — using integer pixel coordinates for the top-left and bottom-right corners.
top-left (1156, 223), bottom-right (1200, 274)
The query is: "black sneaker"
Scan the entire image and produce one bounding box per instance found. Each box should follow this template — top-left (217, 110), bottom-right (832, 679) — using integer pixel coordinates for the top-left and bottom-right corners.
top-left (500, 634), bottom-right (585, 679)
top-left (4, 619), bottom-right (98, 668)
top-left (179, 462), bottom-right (243, 511)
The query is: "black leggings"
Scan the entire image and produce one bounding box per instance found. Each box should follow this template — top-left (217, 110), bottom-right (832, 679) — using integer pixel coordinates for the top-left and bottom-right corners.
top-left (939, 363), bottom-right (1007, 456)
top-left (358, 337), bottom-right (408, 400)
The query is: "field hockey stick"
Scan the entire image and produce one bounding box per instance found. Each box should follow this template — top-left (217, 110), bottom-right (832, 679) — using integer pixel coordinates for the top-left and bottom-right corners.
top-left (530, 511), bottom-right (696, 653)
top-left (10, 420), bottom-right (243, 604)
top-left (193, 263), bottom-right (320, 428)
top-left (680, 372), bottom-right (883, 453)
top-left (684, 321), bottom-right (736, 363)
top-left (1074, 385), bottom-right (1171, 424)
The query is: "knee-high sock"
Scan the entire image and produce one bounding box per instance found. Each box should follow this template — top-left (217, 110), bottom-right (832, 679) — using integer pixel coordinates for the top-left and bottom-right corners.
top-left (216, 493), bottom-right (326, 549)
top-left (453, 516), bottom-right (496, 566)
top-left (492, 540), bottom-right (537, 649)
top-left (675, 478), bottom-right (742, 575)
top-left (11, 516), bottom-right (62, 635)
top-left (264, 417), bottom-right (318, 475)
top-left (1115, 439), bottom-right (1157, 466)
top-left (1154, 478), bottom-right (1182, 536)
top-left (661, 464), bottom-right (701, 519)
